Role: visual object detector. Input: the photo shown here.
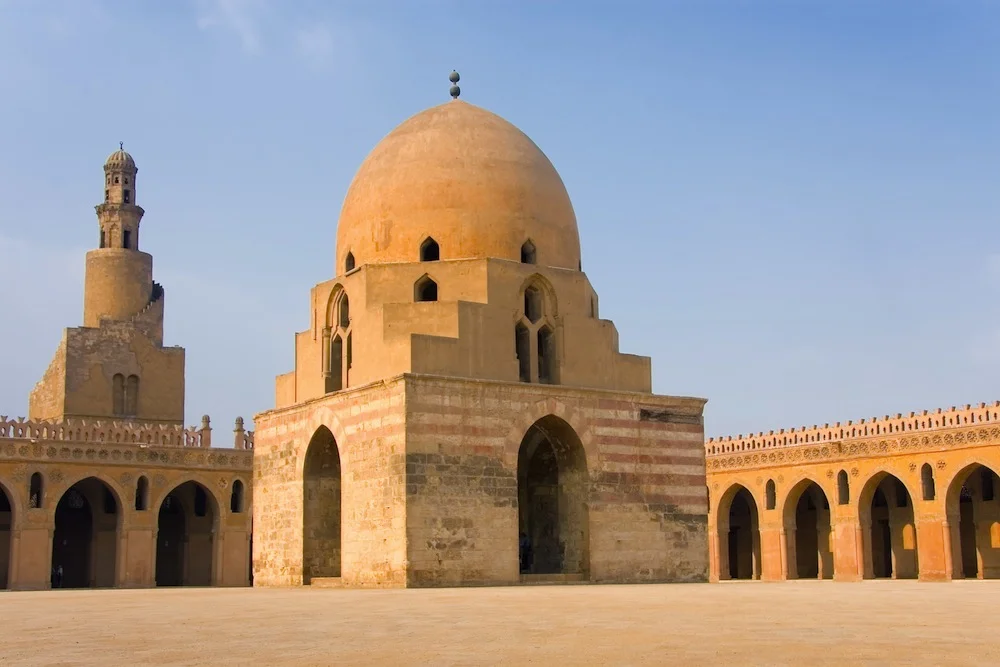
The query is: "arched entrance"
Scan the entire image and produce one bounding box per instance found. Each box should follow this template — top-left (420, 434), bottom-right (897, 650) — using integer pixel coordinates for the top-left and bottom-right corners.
top-left (516, 415), bottom-right (589, 577)
top-left (946, 463), bottom-right (1000, 579)
top-left (52, 477), bottom-right (120, 588)
top-left (0, 483), bottom-right (12, 589)
top-left (860, 473), bottom-right (918, 579)
top-left (718, 485), bottom-right (761, 580)
top-left (156, 481), bottom-right (217, 586)
top-left (783, 481), bottom-right (833, 579)
top-left (302, 426), bottom-right (342, 583)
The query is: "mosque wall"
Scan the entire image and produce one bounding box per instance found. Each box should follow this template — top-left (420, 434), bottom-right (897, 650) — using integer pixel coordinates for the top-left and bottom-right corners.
top-left (252, 378), bottom-right (409, 588)
top-left (403, 376), bottom-right (709, 586)
top-left (255, 373), bottom-right (708, 588)
top-left (0, 416), bottom-right (253, 590)
top-left (706, 402), bottom-right (1000, 582)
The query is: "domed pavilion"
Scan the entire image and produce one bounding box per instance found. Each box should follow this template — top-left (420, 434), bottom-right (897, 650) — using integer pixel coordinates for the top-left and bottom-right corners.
top-left (252, 77), bottom-right (708, 588)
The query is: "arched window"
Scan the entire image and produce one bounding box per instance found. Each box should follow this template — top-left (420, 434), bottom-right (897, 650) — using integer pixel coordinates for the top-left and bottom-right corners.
top-left (326, 291), bottom-right (353, 393)
top-left (29, 472), bottom-right (43, 508)
top-left (420, 237), bottom-right (440, 262)
top-left (338, 294), bottom-right (350, 329)
top-left (112, 373), bottom-right (125, 416)
top-left (537, 326), bottom-right (556, 384)
top-left (344, 252), bottom-right (355, 272)
top-left (123, 229), bottom-right (132, 248)
top-left (837, 470), bottom-right (849, 505)
top-left (921, 463), bottom-right (935, 501)
top-left (415, 275), bottom-right (438, 302)
top-left (230, 480), bottom-right (244, 513)
top-left (100, 229), bottom-right (107, 247)
top-left (125, 375), bottom-right (139, 416)
top-left (765, 479), bottom-right (776, 510)
top-left (328, 334), bottom-right (344, 393)
top-left (524, 286), bottom-right (542, 323)
top-left (520, 240), bottom-right (536, 264)
top-left (135, 476), bottom-right (149, 511)
top-left (515, 324), bottom-right (530, 382)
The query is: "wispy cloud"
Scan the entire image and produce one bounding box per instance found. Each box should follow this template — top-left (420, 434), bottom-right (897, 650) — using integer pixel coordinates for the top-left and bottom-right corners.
top-left (296, 23), bottom-right (334, 70)
top-left (196, 0), bottom-right (268, 54)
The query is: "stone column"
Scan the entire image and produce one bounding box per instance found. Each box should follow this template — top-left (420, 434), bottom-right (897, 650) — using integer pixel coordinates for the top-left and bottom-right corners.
top-left (915, 515), bottom-right (950, 581)
top-left (783, 526), bottom-right (797, 580)
top-left (709, 520), bottom-right (724, 582)
top-left (831, 516), bottom-right (862, 581)
top-left (759, 525), bottom-right (784, 581)
top-left (120, 526), bottom-right (156, 587)
top-left (12, 518), bottom-right (53, 590)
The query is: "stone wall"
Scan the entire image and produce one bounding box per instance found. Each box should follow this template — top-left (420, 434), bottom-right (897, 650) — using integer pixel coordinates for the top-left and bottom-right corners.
top-left (30, 320), bottom-right (184, 424)
top-left (253, 379), bottom-right (408, 587)
top-left (404, 375), bottom-right (708, 586)
top-left (706, 401), bottom-right (1000, 582)
top-left (0, 415), bottom-right (253, 590)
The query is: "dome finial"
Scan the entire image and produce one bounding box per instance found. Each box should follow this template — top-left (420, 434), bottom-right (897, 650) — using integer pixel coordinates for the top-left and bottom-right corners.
top-left (119, 141), bottom-right (124, 150)
top-left (449, 70), bottom-right (461, 99)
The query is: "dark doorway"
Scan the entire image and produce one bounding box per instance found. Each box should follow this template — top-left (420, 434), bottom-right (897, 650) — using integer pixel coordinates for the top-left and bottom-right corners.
top-left (516, 415), bottom-right (589, 576)
top-left (52, 478), bottom-right (119, 588)
top-left (156, 481), bottom-right (217, 586)
top-left (303, 426), bottom-right (342, 583)
top-left (725, 486), bottom-right (761, 580)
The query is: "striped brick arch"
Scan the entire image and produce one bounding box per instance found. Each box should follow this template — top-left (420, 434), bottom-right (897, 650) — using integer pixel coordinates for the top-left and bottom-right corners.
top-left (503, 398), bottom-right (596, 473)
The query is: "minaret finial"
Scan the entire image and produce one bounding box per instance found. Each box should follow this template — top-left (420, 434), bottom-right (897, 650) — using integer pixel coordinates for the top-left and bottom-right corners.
top-left (449, 71), bottom-right (461, 99)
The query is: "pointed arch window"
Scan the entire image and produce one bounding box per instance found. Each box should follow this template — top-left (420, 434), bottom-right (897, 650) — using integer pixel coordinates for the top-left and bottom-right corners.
top-left (921, 463), bottom-right (936, 501)
top-left (514, 278), bottom-right (559, 385)
top-left (325, 290), bottom-right (353, 393)
top-left (765, 480), bottom-right (776, 510)
top-left (520, 240), bottom-right (536, 265)
top-left (344, 252), bottom-right (355, 272)
top-left (420, 237), bottom-right (440, 262)
top-left (112, 373), bottom-right (125, 416)
top-left (135, 476), bottom-right (149, 511)
top-left (29, 472), bottom-right (43, 509)
top-left (231, 480), bottom-right (245, 513)
top-left (415, 275), bottom-right (438, 302)
top-left (125, 375), bottom-right (139, 416)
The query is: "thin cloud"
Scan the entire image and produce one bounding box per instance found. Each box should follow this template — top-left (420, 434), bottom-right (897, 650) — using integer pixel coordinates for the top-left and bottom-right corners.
top-left (195, 0), bottom-right (267, 54)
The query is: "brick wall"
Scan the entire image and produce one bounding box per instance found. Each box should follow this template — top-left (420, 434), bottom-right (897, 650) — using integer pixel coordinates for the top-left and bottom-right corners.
top-left (253, 378), bottom-right (408, 587)
top-left (404, 375), bottom-right (708, 586)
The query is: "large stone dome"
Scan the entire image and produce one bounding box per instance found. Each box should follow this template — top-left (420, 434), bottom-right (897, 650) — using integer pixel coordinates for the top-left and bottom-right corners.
top-left (335, 100), bottom-right (581, 272)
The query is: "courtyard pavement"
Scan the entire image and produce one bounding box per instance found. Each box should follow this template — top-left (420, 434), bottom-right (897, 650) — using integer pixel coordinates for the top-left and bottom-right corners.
top-left (0, 581), bottom-right (996, 666)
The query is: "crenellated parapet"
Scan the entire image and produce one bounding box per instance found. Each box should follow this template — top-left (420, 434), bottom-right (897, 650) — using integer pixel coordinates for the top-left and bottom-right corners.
top-left (0, 414), bottom-right (253, 450)
top-left (706, 401), bottom-right (1000, 456)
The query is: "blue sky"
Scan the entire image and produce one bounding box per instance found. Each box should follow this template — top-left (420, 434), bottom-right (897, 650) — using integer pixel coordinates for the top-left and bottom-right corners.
top-left (0, 0), bottom-right (998, 439)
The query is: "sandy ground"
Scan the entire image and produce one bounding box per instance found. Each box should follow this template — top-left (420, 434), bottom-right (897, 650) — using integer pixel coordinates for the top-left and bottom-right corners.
top-left (0, 581), bottom-right (997, 666)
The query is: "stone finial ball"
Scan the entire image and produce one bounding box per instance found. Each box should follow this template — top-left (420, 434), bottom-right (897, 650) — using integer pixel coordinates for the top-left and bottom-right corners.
top-left (449, 70), bottom-right (460, 83)
top-left (450, 84), bottom-right (461, 98)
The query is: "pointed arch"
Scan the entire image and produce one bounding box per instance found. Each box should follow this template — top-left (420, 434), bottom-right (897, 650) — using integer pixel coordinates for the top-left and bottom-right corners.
top-left (419, 237), bottom-right (440, 262)
top-left (517, 414), bottom-right (589, 577)
top-left (716, 483), bottom-right (761, 580)
top-left (344, 251), bottom-right (355, 273)
top-left (29, 472), bottom-right (43, 509)
top-left (155, 480), bottom-right (221, 586)
top-left (0, 481), bottom-right (14, 589)
top-left (414, 274), bottom-right (438, 302)
top-left (944, 461), bottom-right (1000, 579)
top-left (303, 425), bottom-right (342, 582)
top-left (520, 239), bottom-right (537, 264)
top-left (517, 273), bottom-right (558, 319)
top-left (858, 471), bottom-right (918, 579)
top-left (781, 478), bottom-right (833, 579)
